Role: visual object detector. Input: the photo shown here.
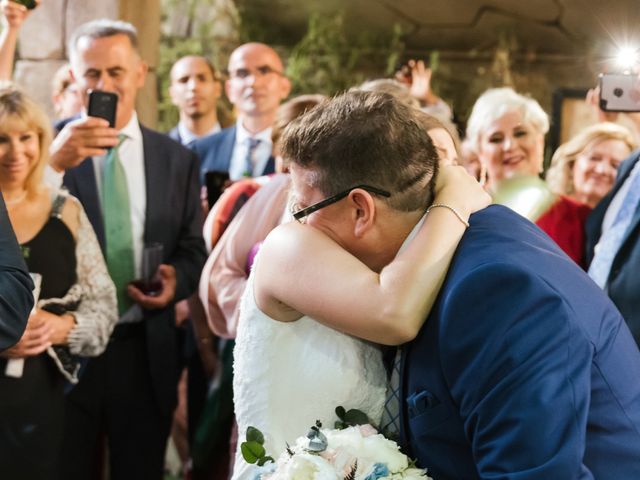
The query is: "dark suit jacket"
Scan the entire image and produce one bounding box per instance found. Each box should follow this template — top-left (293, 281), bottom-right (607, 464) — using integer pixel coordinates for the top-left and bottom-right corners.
top-left (61, 121), bottom-right (207, 414)
top-left (586, 149), bottom-right (640, 345)
top-left (190, 125), bottom-right (275, 183)
top-left (402, 205), bottom-right (640, 479)
top-left (0, 194), bottom-right (33, 351)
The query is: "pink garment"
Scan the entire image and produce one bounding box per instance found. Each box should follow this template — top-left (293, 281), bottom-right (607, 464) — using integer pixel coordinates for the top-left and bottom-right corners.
top-left (198, 173), bottom-right (291, 338)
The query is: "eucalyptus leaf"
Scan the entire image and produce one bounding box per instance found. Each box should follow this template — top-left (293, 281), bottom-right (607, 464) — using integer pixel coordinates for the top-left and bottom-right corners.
top-left (335, 406), bottom-right (346, 419)
top-left (246, 426), bottom-right (265, 445)
top-left (343, 409), bottom-right (369, 426)
top-left (257, 456), bottom-right (274, 466)
top-left (240, 441), bottom-right (265, 464)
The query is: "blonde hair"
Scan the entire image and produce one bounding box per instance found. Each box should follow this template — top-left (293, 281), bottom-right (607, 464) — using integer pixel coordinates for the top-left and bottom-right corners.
top-left (0, 85), bottom-right (53, 196)
top-left (547, 122), bottom-right (636, 195)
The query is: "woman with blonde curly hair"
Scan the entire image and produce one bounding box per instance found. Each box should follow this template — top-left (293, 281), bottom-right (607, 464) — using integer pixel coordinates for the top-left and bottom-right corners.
top-left (0, 85), bottom-right (117, 479)
top-left (547, 122), bottom-right (636, 208)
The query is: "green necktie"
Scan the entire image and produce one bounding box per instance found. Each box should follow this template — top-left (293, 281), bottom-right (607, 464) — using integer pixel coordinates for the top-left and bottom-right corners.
top-left (102, 134), bottom-right (135, 314)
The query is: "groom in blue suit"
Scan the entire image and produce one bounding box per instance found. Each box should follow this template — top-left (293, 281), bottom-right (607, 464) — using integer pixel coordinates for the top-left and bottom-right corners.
top-left (191, 42), bottom-right (291, 183)
top-left (283, 91), bottom-right (640, 479)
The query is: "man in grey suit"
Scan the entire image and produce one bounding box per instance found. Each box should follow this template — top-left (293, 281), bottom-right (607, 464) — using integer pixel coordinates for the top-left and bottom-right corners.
top-left (168, 55), bottom-right (222, 145)
top-left (46, 19), bottom-right (206, 479)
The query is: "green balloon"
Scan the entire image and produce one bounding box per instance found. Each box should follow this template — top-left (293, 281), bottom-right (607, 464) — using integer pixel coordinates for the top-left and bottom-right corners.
top-left (491, 175), bottom-right (557, 222)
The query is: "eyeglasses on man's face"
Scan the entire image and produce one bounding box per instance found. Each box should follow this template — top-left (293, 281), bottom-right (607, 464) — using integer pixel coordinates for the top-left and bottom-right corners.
top-left (292, 185), bottom-right (391, 223)
top-left (228, 65), bottom-right (284, 81)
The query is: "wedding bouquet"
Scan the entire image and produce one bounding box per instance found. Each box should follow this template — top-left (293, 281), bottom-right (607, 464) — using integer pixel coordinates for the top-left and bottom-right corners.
top-left (242, 408), bottom-right (432, 480)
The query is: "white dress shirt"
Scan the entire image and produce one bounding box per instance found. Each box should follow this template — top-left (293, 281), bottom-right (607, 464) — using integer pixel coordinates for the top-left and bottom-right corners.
top-left (45, 112), bottom-right (147, 322)
top-left (228, 119), bottom-right (273, 181)
top-left (177, 121), bottom-right (221, 146)
top-left (600, 159), bottom-right (640, 235)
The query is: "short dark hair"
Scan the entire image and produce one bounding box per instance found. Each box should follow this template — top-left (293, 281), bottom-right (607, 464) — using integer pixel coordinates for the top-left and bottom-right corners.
top-left (281, 91), bottom-right (439, 212)
top-left (68, 19), bottom-right (139, 59)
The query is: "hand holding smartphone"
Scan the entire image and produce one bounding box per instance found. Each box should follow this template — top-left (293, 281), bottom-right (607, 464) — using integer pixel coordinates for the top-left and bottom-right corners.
top-left (87, 90), bottom-right (118, 127)
top-left (599, 73), bottom-right (640, 112)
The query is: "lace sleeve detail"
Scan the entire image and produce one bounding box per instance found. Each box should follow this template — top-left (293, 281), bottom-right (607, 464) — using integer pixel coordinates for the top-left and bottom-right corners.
top-left (65, 200), bottom-right (118, 356)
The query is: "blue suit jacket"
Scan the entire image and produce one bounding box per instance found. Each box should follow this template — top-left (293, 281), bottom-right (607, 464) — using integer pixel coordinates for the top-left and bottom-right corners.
top-left (190, 125), bottom-right (275, 183)
top-left (401, 205), bottom-right (640, 479)
top-left (586, 149), bottom-right (640, 346)
top-left (61, 121), bottom-right (207, 414)
top-left (0, 194), bottom-right (33, 351)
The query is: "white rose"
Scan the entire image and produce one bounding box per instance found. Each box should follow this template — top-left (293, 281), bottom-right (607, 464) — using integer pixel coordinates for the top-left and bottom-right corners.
top-left (276, 452), bottom-right (338, 480)
top-left (360, 434), bottom-right (409, 473)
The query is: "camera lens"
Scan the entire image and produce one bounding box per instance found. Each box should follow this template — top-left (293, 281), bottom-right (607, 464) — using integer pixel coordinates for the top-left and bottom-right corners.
top-left (614, 88), bottom-right (624, 98)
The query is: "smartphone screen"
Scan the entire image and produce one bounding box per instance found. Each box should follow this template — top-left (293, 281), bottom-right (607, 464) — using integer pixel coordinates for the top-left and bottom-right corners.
top-left (87, 90), bottom-right (118, 127)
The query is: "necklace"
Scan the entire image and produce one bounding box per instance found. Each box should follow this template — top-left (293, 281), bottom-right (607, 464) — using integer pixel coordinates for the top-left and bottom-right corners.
top-left (4, 191), bottom-right (27, 206)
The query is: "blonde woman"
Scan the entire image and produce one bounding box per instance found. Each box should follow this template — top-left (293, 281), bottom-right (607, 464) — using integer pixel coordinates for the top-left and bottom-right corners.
top-left (0, 86), bottom-right (116, 479)
top-left (547, 122), bottom-right (636, 208)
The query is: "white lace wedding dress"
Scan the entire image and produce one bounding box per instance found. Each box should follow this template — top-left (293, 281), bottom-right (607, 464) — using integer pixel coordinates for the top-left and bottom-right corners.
top-left (232, 273), bottom-right (387, 480)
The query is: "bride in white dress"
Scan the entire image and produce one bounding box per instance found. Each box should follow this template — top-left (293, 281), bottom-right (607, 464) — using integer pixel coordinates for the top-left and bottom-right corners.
top-left (231, 93), bottom-right (490, 480)
top-left (231, 169), bottom-right (487, 479)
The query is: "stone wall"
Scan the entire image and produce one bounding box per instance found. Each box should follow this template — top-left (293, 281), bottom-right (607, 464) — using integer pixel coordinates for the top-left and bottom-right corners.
top-left (12, 0), bottom-right (159, 127)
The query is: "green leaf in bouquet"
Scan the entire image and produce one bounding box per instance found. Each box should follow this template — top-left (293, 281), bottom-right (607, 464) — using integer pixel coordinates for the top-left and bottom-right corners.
top-left (241, 441), bottom-right (265, 464)
top-left (335, 405), bottom-right (346, 420)
top-left (334, 420), bottom-right (348, 430)
top-left (246, 426), bottom-right (265, 444)
top-left (257, 456), bottom-right (274, 466)
top-left (343, 408), bottom-right (369, 426)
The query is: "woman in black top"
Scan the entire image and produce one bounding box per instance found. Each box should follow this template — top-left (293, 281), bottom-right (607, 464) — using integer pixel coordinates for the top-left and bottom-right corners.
top-left (0, 86), bottom-right (117, 478)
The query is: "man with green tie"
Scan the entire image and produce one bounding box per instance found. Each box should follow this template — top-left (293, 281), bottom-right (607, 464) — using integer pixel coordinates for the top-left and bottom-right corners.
top-left (46, 19), bottom-right (206, 479)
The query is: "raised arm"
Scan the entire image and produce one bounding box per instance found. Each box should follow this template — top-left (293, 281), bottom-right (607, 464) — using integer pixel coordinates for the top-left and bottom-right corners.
top-left (254, 165), bottom-right (490, 345)
top-left (0, 0), bottom-right (39, 81)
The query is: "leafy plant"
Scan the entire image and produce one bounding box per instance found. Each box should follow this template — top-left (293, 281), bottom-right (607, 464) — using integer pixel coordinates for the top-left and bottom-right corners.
top-left (286, 13), bottom-right (405, 96)
top-left (240, 426), bottom-right (274, 466)
top-left (334, 406), bottom-right (369, 429)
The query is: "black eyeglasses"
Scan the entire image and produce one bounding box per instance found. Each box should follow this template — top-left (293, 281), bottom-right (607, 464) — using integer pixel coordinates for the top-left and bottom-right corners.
top-left (228, 65), bottom-right (284, 80)
top-left (292, 185), bottom-right (391, 223)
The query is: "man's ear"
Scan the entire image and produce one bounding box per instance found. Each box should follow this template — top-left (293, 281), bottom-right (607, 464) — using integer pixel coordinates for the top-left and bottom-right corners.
top-left (348, 189), bottom-right (377, 238)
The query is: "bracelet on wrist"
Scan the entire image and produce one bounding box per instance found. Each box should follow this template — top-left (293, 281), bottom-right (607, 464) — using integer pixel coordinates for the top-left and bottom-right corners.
top-left (425, 203), bottom-right (470, 227)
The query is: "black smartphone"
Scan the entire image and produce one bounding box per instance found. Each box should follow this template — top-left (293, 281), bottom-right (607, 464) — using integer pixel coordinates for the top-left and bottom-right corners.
top-left (599, 73), bottom-right (640, 112)
top-left (205, 170), bottom-right (230, 208)
top-left (87, 90), bottom-right (118, 127)
top-left (13, 0), bottom-right (37, 9)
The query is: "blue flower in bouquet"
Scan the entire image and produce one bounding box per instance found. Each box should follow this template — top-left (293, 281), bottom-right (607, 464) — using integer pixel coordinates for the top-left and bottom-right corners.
top-left (364, 463), bottom-right (389, 480)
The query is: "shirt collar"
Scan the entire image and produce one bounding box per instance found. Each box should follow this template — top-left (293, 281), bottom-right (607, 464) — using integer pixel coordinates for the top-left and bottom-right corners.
top-left (177, 121), bottom-right (221, 145)
top-left (120, 111), bottom-right (142, 142)
top-left (235, 118), bottom-right (272, 145)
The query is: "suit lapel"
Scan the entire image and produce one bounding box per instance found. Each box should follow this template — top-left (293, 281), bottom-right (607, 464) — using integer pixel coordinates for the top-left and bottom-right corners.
top-left (142, 126), bottom-right (168, 244)
top-left (74, 158), bottom-right (105, 250)
top-left (612, 154), bottom-right (640, 264)
top-left (262, 156), bottom-right (276, 175)
top-left (220, 126), bottom-right (236, 171)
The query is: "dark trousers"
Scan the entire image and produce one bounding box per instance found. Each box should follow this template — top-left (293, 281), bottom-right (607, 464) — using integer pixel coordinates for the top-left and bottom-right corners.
top-left (0, 355), bottom-right (64, 480)
top-left (60, 324), bottom-right (173, 480)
